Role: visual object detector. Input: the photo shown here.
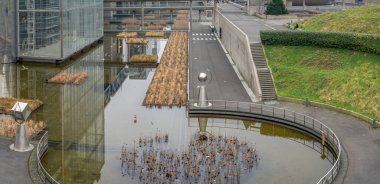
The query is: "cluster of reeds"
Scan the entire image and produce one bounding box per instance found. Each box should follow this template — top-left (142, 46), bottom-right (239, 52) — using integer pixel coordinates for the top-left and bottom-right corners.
top-left (145, 31), bottom-right (165, 37)
top-left (127, 38), bottom-right (149, 45)
top-left (173, 11), bottom-right (189, 30)
top-left (116, 32), bottom-right (137, 38)
top-left (144, 15), bottom-right (160, 19)
top-left (122, 18), bottom-right (139, 25)
top-left (48, 72), bottom-right (88, 85)
top-left (0, 119), bottom-right (45, 138)
top-left (0, 97), bottom-right (43, 114)
top-left (129, 54), bottom-right (158, 63)
top-left (176, 10), bottom-right (189, 14)
top-left (173, 19), bottom-right (189, 30)
top-left (144, 32), bottom-right (188, 107)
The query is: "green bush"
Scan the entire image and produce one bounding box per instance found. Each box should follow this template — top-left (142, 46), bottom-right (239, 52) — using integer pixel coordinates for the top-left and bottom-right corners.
top-left (266, 0), bottom-right (288, 15)
top-left (260, 31), bottom-right (380, 54)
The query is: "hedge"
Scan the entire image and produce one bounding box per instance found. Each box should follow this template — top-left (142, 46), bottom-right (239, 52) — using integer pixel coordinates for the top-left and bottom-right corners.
top-left (260, 31), bottom-right (380, 54)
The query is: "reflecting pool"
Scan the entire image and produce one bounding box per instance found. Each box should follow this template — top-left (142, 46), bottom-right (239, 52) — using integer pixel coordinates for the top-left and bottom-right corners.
top-left (0, 34), bottom-right (334, 184)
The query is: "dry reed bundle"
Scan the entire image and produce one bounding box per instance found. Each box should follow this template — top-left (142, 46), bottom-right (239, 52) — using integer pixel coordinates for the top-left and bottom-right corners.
top-left (145, 31), bottom-right (165, 37)
top-left (176, 13), bottom-right (189, 20)
top-left (127, 38), bottom-right (149, 45)
top-left (173, 19), bottom-right (189, 30)
top-left (48, 72), bottom-right (88, 85)
top-left (176, 10), bottom-right (189, 14)
top-left (144, 15), bottom-right (160, 19)
top-left (143, 32), bottom-right (188, 107)
top-left (122, 18), bottom-right (139, 25)
top-left (129, 54), bottom-right (158, 63)
top-left (0, 97), bottom-right (43, 114)
top-left (116, 32), bottom-right (137, 38)
top-left (0, 119), bottom-right (45, 138)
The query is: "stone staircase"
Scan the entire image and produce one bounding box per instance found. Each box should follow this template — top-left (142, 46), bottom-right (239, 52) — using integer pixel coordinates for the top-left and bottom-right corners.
top-left (250, 43), bottom-right (276, 101)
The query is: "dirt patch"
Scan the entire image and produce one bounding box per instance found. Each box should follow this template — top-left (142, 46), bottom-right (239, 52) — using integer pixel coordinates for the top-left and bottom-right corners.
top-left (301, 59), bottom-right (340, 69)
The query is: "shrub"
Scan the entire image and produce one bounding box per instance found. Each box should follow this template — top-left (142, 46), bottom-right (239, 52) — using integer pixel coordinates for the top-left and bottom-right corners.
top-left (266, 0), bottom-right (288, 15)
top-left (260, 31), bottom-right (380, 54)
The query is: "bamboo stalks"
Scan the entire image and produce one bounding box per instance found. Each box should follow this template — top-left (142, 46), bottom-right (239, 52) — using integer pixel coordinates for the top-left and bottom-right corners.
top-left (143, 32), bottom-right (188, 107)
top-left (0, 97), bottom-right (43, 114)
top-left (48, 72), bottom-right (88, 85)
top-left (0, 119), bottom-right (45, 138)
top-left (145, 31), bottom-right (165, 37)
top-left (129, 54), bottom-right (158, 63)
top-left (116, 32), bottom-right (137, 39)
top-left (127, 38), bottom-right (149, 45)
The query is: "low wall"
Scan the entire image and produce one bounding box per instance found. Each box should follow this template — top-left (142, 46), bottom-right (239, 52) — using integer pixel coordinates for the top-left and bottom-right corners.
top-left (277, 96), bottom-right (375, 125)
top-left (215, 11), bottom-right (262, 100)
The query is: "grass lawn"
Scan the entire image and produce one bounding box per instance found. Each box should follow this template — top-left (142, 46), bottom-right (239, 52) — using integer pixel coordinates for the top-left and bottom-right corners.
top-left (263, 45), bottom-right (380, 120)
top-left (303, 4), bottom-right (380, 35)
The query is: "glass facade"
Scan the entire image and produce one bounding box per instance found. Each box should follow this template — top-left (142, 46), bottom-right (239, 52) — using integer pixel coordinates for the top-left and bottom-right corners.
top-left (17, 0), bottom-right (103, 61)
top-left (0, 0), bottom-right (16, 61)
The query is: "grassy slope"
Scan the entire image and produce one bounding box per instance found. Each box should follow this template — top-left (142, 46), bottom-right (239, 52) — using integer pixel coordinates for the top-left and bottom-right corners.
top-left (264, 45), bottom-right (380, 120)
top-left (303, 4), bottom-right (380, 35)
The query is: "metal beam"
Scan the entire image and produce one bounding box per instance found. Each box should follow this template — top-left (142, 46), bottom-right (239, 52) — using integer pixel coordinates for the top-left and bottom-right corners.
top-left (104, 6), bottom-right (213, 11)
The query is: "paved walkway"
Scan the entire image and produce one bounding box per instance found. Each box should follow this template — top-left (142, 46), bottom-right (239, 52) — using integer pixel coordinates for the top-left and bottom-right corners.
top-left (189, 22), bottom-right (251, 102)
top-left (0, 138), bottom-right (33, 184)
top-left (218, 4), bottom-right (380, 184)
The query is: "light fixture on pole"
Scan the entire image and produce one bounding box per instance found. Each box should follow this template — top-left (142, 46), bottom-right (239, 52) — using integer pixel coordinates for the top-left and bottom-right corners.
top-left (194, 72), bottom-right (212, 107)
top-left (9, 102), bottom-right (34, 152)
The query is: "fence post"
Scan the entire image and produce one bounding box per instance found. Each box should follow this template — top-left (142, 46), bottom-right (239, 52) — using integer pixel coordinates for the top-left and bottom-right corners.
top-left (304, 116), bottom-right (306, 125)
top-left (372, 118), bottom-right (377, 129)
top-left (261, 104), bottom-right (263, 114)
top-left (294, 112), bottom-right (296, 122)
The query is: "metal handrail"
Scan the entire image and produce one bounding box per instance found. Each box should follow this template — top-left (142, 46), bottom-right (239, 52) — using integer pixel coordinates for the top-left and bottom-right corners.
top-left (188, 99), bottom-right (341, 184)
top-left (36, 131), bottom-right (60, 184)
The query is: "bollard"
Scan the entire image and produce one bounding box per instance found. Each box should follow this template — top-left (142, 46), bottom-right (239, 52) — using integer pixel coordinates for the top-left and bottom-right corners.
top-left (305, 98), bottom-right (309, 107)
top-left (373, 119), bottom-right (377, 129)
top-left (273, 64), bottom-right (277, 72)
top-left (269, 52), bottom-right (273, 60)
top-left (278, 80), bottom-right (282, 88)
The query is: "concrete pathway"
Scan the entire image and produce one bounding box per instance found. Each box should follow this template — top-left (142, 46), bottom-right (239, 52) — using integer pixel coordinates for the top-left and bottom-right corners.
top-left (272, 102), bottom-right (380, 184)
top-left (0, 138), bottom-right (33, 184)
top-left (189, 22), bottom-right (251, 102)
top-left (217, 4), bottom-right (380, 184)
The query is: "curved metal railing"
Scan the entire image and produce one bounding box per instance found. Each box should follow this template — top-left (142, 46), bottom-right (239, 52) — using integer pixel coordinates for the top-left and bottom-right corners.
top-left (36, 131), bottom-right (60, 184)
top-left (188, 100), bottom-right (341, 184)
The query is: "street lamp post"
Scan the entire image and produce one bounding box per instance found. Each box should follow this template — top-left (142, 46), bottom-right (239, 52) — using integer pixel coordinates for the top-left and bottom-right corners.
top-left (9, 102), bottom-right (34, 152)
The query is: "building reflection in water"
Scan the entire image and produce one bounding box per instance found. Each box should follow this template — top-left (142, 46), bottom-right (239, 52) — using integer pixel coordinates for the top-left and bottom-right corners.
top-left (6, 45), bottom-right (107, 184)
top-left (103, 33), bottom-right (167, 63)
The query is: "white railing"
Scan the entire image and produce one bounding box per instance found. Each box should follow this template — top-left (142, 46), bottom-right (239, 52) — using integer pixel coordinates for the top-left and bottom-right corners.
top-left (188, 100), bottom-right (341, 184)
top-left (36, 131), bottom-right (60, 184)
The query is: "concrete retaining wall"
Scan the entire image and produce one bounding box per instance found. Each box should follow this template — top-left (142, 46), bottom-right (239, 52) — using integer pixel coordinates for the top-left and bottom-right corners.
top-left (277, 96), bottom-right (375, 124)
top-left (214, 11), bottom-right (262, 100)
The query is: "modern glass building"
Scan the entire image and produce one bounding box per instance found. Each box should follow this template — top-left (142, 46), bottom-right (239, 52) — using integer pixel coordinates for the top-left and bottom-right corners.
top-left (0, 0), bottom-right (16, 61)
top-left (17, 0), bottom-right (103, 63)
